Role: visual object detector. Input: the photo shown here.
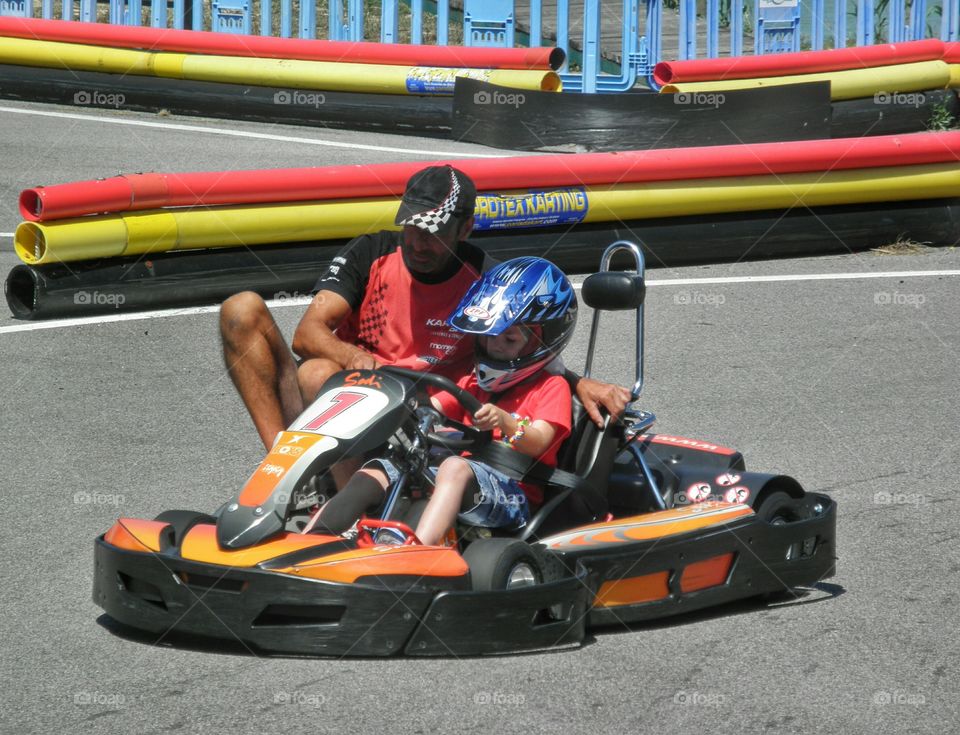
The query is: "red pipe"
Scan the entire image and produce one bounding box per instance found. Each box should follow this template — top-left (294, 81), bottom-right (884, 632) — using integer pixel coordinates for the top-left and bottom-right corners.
top-left (21, 131), bottom-right (960, 222)
top-left (654, 39), bottom-right (946, 85)
top-left (945, 42), bottom-right (960, 64)
top-left (0, 17), bottom-right (564, 70)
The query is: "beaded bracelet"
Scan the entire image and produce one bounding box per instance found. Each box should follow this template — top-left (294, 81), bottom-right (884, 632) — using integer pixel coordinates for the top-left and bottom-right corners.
top-left (503, 413), bottom-right (531, 446)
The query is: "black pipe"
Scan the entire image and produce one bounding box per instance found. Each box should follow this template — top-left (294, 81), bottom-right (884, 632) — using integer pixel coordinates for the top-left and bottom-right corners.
top-left (8, 198), bottom-right (960, 320)
top-left (831, 89), bottom-right (960, 138)
top-left (0, 63), bottom-right (454, 136)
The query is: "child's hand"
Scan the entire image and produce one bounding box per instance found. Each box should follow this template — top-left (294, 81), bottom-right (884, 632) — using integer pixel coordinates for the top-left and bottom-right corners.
top-left (472, 403), bottom-right (505, 432)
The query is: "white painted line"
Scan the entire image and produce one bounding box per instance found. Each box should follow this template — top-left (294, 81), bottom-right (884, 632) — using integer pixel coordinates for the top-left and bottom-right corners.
top-left (0, 104), bottom-right (504, 158)
top-left (0, 232), bottom-right (14, 238)
top-left (645, 269), bottom-right (960, 287)
top-left (2, 269), bottom-right (957, 335)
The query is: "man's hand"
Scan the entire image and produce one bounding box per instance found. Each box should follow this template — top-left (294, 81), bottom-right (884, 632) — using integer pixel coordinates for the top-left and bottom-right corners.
top-left (347, 349), bottom-right (381, 371)
top-left (473, 403), bottom-right (507, 432)
top-left (576, 377), bottom-right (631, 427)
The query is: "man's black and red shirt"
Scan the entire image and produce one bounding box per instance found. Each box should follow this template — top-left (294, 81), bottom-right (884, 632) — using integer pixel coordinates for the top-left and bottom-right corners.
top-left (314, 231), bottom-right (492, 380)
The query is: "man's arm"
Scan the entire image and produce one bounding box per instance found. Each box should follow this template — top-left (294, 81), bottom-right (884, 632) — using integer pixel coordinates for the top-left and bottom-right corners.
top-left (292, 290), bottom-right (379, 370)
top-left (564, 369), bottom-right (632, 428)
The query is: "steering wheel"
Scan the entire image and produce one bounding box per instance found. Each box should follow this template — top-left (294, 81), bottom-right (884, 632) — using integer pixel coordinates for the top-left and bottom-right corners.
top-left (380, 366), bottom-right (492, 452)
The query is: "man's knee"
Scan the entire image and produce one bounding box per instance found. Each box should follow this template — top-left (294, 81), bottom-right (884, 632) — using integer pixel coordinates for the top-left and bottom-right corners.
top-left (220, 291), bottom-right (270, 343)
top-left (298, 358), bottom-right (341, 401)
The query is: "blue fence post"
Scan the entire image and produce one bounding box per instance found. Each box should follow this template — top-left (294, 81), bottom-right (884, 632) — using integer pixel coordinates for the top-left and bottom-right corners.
top-left (647, 0), bottom-right (662, 78)
top-left (299, 0), bottom-right (316, 39)
top-left (348, 0), bottom-right (363, 41)
top-left (435, 0), bottom-right (449, 44)
top-left (41, 0), bottom-right (52, 19)
top-left (834, 0), bottom-right (847, 46)
top-left (908, 0), bottom-right (926, 41)
top-left (280, 0), bottom-right (291, 37)
top-left (706, 0), bottom-right (718, 57)
top-left (171, 0), bottom-right (184, 28)
top-left (811, 0), bottom-right (824, 49)
top-left (529, 0), bottom-right (542, 47)
top-left (62, 0), bottom-right (72, 19)
top-left (679, 0), bottom-right (696, 59)
top-left (556, 0), bottom-right (569, 71)
top-left (328, 0), bottom-right (342, 39)
top-left (381, 0), bottom-right (399, 43)
top-left (410, 0), bottom-right (423, 44)
top-left (192, 0), bottom-right (203, 31)
top-left (260, 0), bottom-right (271, 35)
top-left (581, 0), bottom-right (600, 91)
top-left (856, 0), bottom-right (874, 45)
top-left (731, 0), bottom-right (743, 56)
top-left (150, 0), bottom-right (166, 27)
top-left (944, 0), bottom-right (959, 41)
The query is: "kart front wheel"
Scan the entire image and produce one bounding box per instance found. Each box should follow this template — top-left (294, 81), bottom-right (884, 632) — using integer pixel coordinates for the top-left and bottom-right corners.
top-left (463, 538), bottom-right (545, 591)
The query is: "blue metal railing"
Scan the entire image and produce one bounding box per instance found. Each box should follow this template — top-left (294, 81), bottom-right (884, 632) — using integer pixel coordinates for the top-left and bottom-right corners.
top-left (1, 0), bottom-right (957, 92)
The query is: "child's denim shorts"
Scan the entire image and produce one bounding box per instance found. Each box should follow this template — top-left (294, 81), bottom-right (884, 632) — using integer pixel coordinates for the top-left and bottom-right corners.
top-left (429, 459), bottom-right (530, 530)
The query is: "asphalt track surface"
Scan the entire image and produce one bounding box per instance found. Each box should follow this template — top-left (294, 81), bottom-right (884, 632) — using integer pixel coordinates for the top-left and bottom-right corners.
top-left (1, 102), bottom-right (958, 735)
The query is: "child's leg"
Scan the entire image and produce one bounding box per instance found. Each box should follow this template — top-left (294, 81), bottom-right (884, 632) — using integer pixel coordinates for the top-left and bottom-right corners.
top-left (415, 457), bottom-right (476, 546)
top-left (310, 468), bottom-right (389, 534)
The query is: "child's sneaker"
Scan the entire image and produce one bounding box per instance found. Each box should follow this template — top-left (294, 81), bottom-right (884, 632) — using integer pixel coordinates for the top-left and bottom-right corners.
top-left (373, 527), bottom-right (407, 546)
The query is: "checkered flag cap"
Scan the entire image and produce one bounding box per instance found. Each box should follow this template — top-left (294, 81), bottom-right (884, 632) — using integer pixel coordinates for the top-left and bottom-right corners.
top-left (395, 165), bottom-right (476, 234)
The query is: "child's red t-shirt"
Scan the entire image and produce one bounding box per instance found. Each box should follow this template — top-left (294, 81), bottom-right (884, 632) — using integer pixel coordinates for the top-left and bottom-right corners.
top-left (434, 371), bottom-right (573, 505)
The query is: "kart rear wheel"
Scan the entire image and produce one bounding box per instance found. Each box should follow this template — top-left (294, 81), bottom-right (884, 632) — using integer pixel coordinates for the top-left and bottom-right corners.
top-left (463, 538), bottom-right (546, 591)
top-left (154, 510), bottom-right (216, 546)
top-left (755, 491), bottom-right (804, 524)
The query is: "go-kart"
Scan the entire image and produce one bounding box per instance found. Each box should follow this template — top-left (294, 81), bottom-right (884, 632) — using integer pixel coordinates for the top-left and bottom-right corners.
top-left (93, 241), bottom-right (837, 657)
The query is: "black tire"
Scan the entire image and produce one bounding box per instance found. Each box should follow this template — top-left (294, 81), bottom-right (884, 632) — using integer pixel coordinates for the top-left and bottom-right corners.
top-left (462, 538), bottom-right (546, 591)
top-left (754, 491), bottom-right (803, 525)
top-left (153, 510), bottom-right (217, 546)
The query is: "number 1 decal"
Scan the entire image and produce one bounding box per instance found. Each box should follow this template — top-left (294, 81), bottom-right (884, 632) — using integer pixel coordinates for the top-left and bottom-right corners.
top-left (303, 391), bottom-right (367, 430)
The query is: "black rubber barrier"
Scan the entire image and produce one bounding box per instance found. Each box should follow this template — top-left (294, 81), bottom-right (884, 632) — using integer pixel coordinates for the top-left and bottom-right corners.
top-left (8, 198), bottom-right (960, 320)
top-left (0, 63), bottom-right (453, 136)
top-left (451, 78), bottom-right (833, 151)
top-left (831, 89), bottom-right (960, 138)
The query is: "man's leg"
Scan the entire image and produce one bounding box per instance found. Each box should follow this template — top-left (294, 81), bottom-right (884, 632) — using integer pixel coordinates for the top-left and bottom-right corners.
top-left (297, 358), bottom-right (343, 405)
top-left (220, 291), bottom-right (305, 450)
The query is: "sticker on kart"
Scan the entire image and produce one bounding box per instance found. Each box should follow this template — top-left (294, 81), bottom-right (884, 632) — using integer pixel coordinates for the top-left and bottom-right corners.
top-left (290, 385), bottom-right (389, 439)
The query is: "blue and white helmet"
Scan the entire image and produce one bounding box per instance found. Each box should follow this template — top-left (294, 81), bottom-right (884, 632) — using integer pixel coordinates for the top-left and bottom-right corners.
top-left (448, 257), bottom-right (577, 392)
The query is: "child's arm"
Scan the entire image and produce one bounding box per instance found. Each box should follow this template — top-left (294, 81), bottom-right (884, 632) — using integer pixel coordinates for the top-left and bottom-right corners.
top-left (473, 404), bottom-right (557, 458)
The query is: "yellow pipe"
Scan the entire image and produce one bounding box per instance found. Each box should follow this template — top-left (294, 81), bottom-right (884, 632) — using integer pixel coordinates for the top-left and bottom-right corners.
top-left (660, 60), bottom-right (951, 101)
top-left (15, 198), bottom-right (400, 265)
top-left (949, 64), bottom-right (960, 88)
top-left (16, 164), bottom-right (960, 266)
top-left (0, 36), bottom-right (560, 94)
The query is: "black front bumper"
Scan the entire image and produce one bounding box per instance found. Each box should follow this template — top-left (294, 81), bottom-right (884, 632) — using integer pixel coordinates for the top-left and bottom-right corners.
top-left (93, 537), bottom-right (590, 657)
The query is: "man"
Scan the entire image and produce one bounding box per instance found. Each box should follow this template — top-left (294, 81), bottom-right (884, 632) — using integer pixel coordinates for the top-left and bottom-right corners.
top-left (220, 165), bottom-right (629, 457)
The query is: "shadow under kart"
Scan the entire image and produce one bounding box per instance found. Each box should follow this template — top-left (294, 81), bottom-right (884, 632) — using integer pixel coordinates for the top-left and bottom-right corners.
top-left (93, 241), bottom-right (837, 657)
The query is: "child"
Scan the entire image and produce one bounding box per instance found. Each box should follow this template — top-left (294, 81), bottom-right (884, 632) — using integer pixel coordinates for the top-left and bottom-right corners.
top-left (308, 257), bottom-right (577, 545)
